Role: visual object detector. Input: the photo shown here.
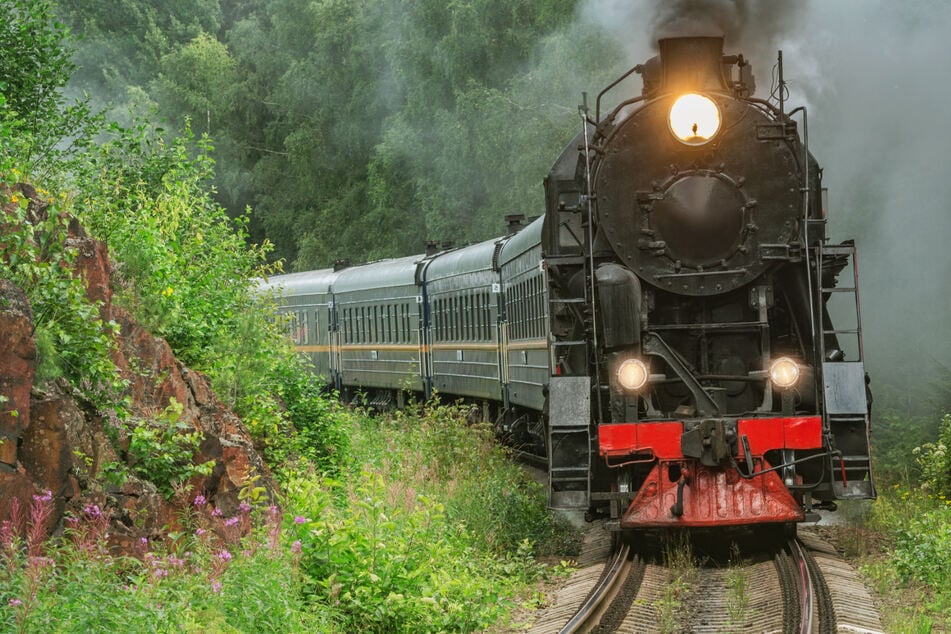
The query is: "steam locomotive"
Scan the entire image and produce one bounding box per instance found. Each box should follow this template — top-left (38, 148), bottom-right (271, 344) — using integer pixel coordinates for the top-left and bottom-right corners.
top-left (265, 36), bottom-right (875, 531)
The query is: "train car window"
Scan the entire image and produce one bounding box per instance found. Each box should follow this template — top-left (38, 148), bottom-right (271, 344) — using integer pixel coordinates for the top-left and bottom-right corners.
top-left (388, 304), bottom-right (394, 343)
top-left (360, 306), bottom-right (366, 343)
top-left (477, 292), bottom-right (482, 341)
top-left (464, 294), bottom-right (471, 342)
top-left (439, 298), bottom-right (445, 342)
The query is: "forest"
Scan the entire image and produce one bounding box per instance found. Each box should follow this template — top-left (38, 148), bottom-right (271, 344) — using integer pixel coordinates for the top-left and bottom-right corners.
top-left (53, 0), bottom-right (951, 449)
top-left (53, 0), bottom-right (621, 270)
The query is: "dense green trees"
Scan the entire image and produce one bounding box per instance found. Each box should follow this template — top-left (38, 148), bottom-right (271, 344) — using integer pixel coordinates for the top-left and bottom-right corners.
top-left (53, 0), bottom-right (625, 269)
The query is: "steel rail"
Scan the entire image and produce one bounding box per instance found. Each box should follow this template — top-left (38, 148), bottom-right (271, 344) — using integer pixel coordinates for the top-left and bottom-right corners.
top-left (558, 542), bottom-right (631, 634)
top-left (790, 538), bottom-right (815, 634)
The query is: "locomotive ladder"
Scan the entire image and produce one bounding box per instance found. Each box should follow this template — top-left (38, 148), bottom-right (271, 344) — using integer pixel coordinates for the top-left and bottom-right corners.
top-left (546, 255), bottom-right (594, 510)
top-left (815, 243), bottom-right (875, 499)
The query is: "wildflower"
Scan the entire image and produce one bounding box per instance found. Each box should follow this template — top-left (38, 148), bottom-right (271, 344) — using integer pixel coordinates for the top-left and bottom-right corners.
top-left (210, 580), bottom-right (222, 593)
top-left (140, 537), bottom-right (148, 546)
top-left (8, 598), bottom-right (21, 607)
top-left (224, 517), bottom-right (239, 527)
top-left (195, 528), bottom-right (206, 536)
top-left (33, 490), bottom-right (52, 503)
top-left (194, 495), bottom-right (207, 507)
top-left (217, 550), bottom-right (232, 562)
top-left (238, 502), bottom-right (251, 514)
top-left (291, 540), bottom-right (302, 554)
top-left (211, 508), bottom-right (222, 518)
top-left (162, 287), bottom-right (174, 297)
top-left (152, 568), bottom-right (169, 579)
top-left (294, 515), bottom-right (306, 525)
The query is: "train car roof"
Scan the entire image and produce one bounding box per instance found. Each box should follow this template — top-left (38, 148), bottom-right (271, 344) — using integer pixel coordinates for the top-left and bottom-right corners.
top-left (261, 268), bottom-right (338, 296)
top-left (331, 254), bottom-right (424, 294)
top-left (497, 215), bottom-right (544, 267)
top-left (422, 237), bottom-right (501, 282)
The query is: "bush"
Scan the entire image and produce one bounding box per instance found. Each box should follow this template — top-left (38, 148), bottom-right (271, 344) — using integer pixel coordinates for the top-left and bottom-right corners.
top-left (914, 413), bottom-right (951, 496)
top-left (124, 398), bottom-right (214, 498)
top-left (283, 400), bottom-right (568, 632)
top-left (0, 492), bottom-right (329, 632)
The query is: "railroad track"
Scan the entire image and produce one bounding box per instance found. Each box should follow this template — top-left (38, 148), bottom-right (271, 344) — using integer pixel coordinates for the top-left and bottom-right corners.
top-left (526, 528), bottom-right (883, 633)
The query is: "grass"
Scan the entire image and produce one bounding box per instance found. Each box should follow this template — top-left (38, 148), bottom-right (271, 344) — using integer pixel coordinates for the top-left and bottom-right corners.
top-left (0, 398), bottom-right (568, 633)
top-left (846, 485), bottom-right (951, 633)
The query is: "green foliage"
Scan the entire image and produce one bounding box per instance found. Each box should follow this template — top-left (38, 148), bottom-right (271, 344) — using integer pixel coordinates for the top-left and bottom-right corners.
top-left (125, 398), bottom-right (214, 498)
top-left (913, 413), bottom-right (951, 495)
top-left (0, 496), bottom-right (327, 633)
top-left (287, 474), bottom-right (539, 633)
top-left (70, 120), bottom-right (287, 412)
top-left (0, 0), bottom-right (73, 133)
top-left (354, 400), bottom-right (574, 557)
top-left (867, 484), bottom-right (951, 624)
top-left (54, 0), bottom-right (611, 268)
top-left (238, 356), bottom-right (353, 480)
top-left (0, 181), bottom-right (125, 411)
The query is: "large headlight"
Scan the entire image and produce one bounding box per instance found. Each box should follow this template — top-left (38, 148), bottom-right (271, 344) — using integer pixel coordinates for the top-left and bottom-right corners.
top-left (616, 358), bottom-right (649, 391)
top-left (769, 357), bottom-right (800, 389)
top-left (669, 94), bottom-right (721, 145)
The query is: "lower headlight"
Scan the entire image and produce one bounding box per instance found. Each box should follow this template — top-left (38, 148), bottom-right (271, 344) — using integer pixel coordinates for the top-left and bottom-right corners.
top-left (769, 357), bottom-right (800, 389)
top-left (617, 358), bottom-right (649, 391)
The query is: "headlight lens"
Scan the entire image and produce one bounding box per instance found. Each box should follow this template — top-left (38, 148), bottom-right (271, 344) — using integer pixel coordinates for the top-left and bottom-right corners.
top-left (616, 358), bottom-right (649, 391)
top-left (669, 94), bottom-right (721, 145)
top-left (769, 357), bottom-right (800, 389)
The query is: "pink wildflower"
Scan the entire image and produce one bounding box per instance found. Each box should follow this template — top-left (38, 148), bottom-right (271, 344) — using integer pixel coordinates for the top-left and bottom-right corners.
top-left (210, 580), bottom-right (222, 593)
top-left (294, 515), bottom-right (306, 524)
top-left (217, 550), bottom-right (232, 562)
top-left (194, 495), bottom-right (206, 507)
top-left (224, 517), bottom-right (239, 527)
top-left (291, 540), bottom-right (302, 554)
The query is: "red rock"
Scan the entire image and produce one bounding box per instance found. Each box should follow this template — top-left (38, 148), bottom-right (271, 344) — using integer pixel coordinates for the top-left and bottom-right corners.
top-left (0, 280), bottom-right (35, 467)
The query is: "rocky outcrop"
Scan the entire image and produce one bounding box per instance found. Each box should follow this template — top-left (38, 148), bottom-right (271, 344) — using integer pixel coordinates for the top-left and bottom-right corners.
top-left (0, 186), bottom-right (278, 549)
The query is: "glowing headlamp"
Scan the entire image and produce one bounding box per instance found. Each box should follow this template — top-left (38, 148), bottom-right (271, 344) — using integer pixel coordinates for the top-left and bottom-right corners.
top-left (769, 357), bottom-right (800, 389)
top-left (669, 94), bottom-right (721, 145)
top-left (616, 358), bottom-right (649, 392)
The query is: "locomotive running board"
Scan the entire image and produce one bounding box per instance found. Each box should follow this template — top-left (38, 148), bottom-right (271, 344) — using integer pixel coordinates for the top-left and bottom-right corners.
top-left (547, 376), bottom-right (591, 510)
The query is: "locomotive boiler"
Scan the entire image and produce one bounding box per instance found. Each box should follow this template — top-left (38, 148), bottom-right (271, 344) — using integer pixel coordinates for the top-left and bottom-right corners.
top-left (266, 36), bottom-right (875, 533)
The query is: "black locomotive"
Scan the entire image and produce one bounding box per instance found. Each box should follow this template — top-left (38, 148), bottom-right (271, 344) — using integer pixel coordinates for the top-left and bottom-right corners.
top-left (265, 36), bottom-right (875, 531)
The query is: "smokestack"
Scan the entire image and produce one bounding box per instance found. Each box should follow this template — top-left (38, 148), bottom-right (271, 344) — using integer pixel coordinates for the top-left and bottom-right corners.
top-left (658, 37), bottom-right (729, 93)
top-left (506, 214), bottom-right (525, 235)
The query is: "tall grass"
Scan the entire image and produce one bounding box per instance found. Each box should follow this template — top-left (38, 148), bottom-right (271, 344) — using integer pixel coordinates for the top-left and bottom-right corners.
top-left (0, 399), bottom-right (569, 633)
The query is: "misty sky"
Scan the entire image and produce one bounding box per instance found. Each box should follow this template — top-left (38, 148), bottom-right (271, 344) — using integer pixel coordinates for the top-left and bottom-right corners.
top-left (580, 0), bottom-right (951, 384)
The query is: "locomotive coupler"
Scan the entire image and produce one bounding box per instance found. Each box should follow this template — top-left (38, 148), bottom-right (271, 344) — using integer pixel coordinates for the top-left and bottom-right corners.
top-left (680, 418), bottom-right (738, 467)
